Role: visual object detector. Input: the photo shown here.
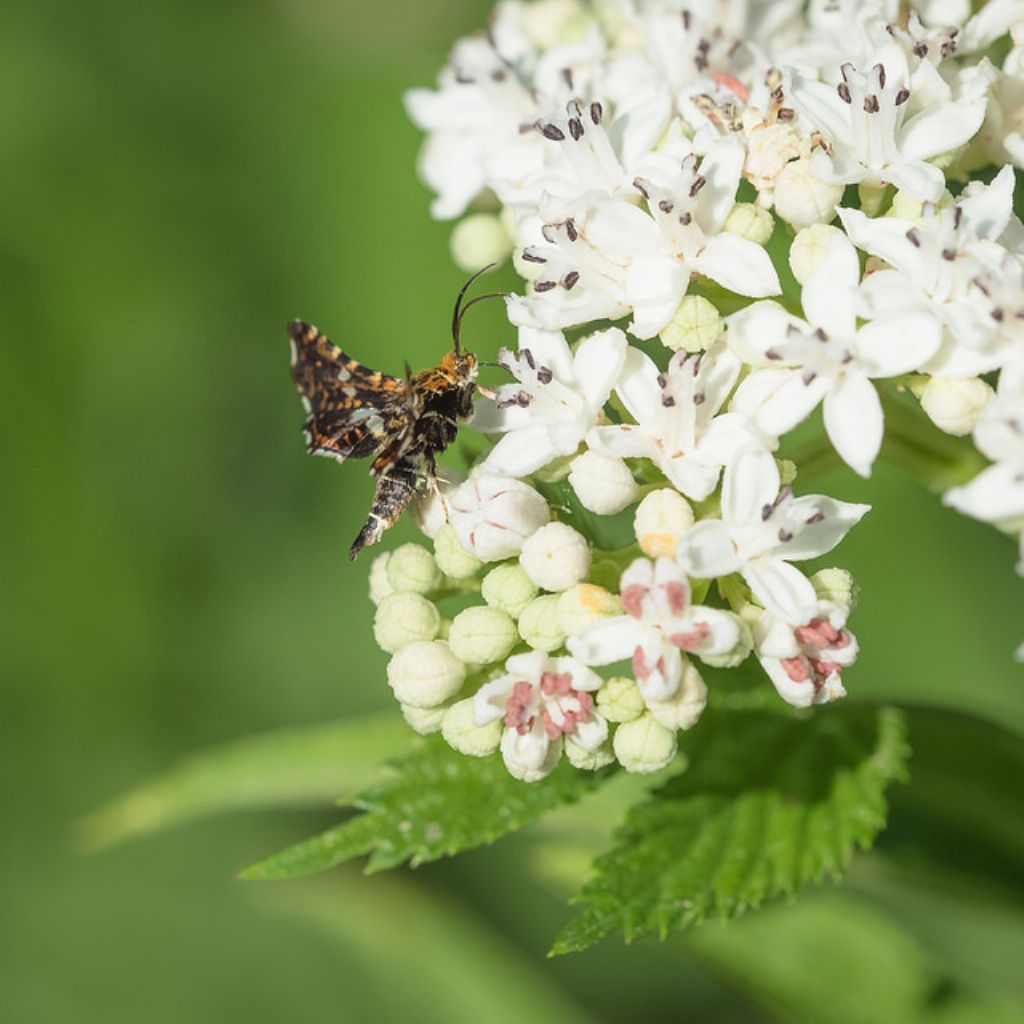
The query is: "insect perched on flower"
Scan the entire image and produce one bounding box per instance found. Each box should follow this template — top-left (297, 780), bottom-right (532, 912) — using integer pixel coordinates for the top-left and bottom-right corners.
top-left (289, 268), bottom-right (497, 559)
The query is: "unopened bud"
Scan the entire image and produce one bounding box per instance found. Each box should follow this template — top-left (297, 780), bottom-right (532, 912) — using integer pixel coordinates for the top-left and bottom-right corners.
top-left (481, 562), bottom-right (539, 618)
top-left (449, 473), bottom-right (550, 562)
top-left (646, 657), bottom-right (708, 729)
top-left (789, 223), bottom-right (845, 284)
top-left (373, 592), bottom-right (441, 653)
top-left (442, 698), bottom-right (502, 756)
top-left (518, 594), bottom-right (567, 651)
top-left (401, 702), bottom-right (447, 736)
top-left (723, 201), bottom-right (774, 244)
top-left (387, 640), bottom-right (466, 707)
top-left (447, 605), bottom-right (518, 665)
top-left (774, 159), bottom-right (843, 228)
top-left (568, 450), bottom-right (639, 514)
top-left (433, 523), bottom-right (483, 581)
top-left (634, 488), bottom-right (695, 557)
top-left (386, 543), bottom-right (443, 594)
top-left (369, 552), bottom-right (394, 605)
top-left (519, 522), bottom-right (592, 592)
top-left (920, 376), bottom-right (994, 436)
top-left (810, 567), bottom-right (858, 613)
top-left (450, 213), bottom-right (513, 274)
top-left (556, 583), bottom-right (622, 635)
top-left (596, 675), bottom-right (645, 723)
top-left (659, 294), bottom-right (724, 352)
top-left (699, 612), bottom-right (752, 669)
top-left (565, 736), bottom-right (615, 770)
top-left (612, 713), bottom-right (678, 773)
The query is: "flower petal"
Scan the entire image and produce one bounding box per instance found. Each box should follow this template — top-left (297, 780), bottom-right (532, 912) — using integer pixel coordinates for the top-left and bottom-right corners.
top-left (484, 425), bottom-right (571, 476)
top-left (613, 345), bottom-right (661, 424)
top-left (572, 327), bottom-right (628, 412)
top-left (722, 445), bottom-right (780, 525)
top-left (743, 559), bottom-right (818, 624)
top-left (823, 374), bottom-right (884, 477)
top-left (567, 616), bottom-right (646, 666)
top-left (675, 519), bottom-right (741, 577)
top-left (839, 208), bottom-right (923, 277)
top-left (802, 233), bottom-right (859, 338)
top-left (693, 233), bottom-right (781, 298)
top-left (899, 99), bottom-right (986, 163)
top-left (779, 495), bottom-right (871, 560)
top-left (855, 311), bottom-right (943, 377)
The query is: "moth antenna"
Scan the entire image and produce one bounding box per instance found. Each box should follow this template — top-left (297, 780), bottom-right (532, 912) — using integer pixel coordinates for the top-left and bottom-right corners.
top-left (451, 263), bottom-right (498, 354)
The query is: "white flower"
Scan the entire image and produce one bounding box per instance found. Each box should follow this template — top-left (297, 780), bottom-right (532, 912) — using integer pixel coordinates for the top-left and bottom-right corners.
top-left (568, 557), bottom-right (741, 702)
top-left (729, 232), bottom-right (942, 476)
top-left (480, 325), bottom-right (627, 477)
top-left (519, 521), bottom-right (591, 591)
top-left (675, 446), bottom-right (870, 624)
top-left (473, 650), bottom-right (608, 781)
top-left (791, 43), bottom-right (986, 200)
top-left (448, 472), bottom-right (550, 561)
top-left (589, 341), bottom-right (759, 501)
top-left (509, 140), bottom-right (781, 338)
top-left (754, 601), bottom-right (858, 708)
top-left (840, 167), bottom-right (1022, 377)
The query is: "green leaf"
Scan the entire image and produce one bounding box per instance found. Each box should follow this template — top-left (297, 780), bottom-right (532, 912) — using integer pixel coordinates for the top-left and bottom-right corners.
top-left (552, 705), bottom-right (908, 954)
top-left (76, 713), bottom-right (408, 851)
top-left (241, 735), bottom-right (610, 880)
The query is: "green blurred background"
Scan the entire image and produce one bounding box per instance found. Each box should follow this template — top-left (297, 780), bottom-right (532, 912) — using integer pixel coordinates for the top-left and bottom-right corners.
top-left (3, 2), bottom-right (1022, 1021)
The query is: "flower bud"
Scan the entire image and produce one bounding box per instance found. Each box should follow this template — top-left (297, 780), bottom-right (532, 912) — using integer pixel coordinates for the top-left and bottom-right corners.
top-left (386, 542), bottom-right (443, 595)
top-left (412, 470), bottom-right (465, 540)
top-left (522, 0), bottom-right (587, 48)
top-left (723, 201), bottom-right (774, 244)
top-left (811, 567), bottom-right (858, 613)
top-left (699, 612), bottom-right (752, 669)
top-left (646, 658), bottom-right (708, 730)
top-left (433, 523), bottom-right (483, 581)
top-left (373, 592), bottom-right (441, 653)
top-left (612, 713), bottom-right (678, 774)
top-left (518, 594), bottom-right (567, 651)
top-left (659, 294), bottom-right (724, 352)
top-left (368, 552), bottom-right (394, 605)
top-left (633, 489), bottom-right (694, 558)
top-left (481, 563), bottom-right (538, 618)
top-left (888, 189), bottom-right (922, 221)
top-left (447, 605), bottom-right (518, 665)
top-left (920, 376), bottom-right (994, 436)
top-left (442, 698), bottom-right (502, 756)
top-left (565, 736), bottom-right (615, 770)
top-left (774, 159), bottom-right (843, 229)
top-left (449, 213), bottom-right (513, 274)
top-left (596, 675), bottom-right (645, 723)
top-left (387, 640), bottom-right (466, 707)
top-left (401, 702), bottom-right (447, 736)
top-left (449, 473), bottom-right (550, 562)
top-left (556, 583), bottom-right (622, 635)
top-left (788, 223), bottom-right (845, 284)
top-left (568, 450), bottom-right (639, 514)
top-left (520, 522), bottom-right (591, 592)
top-left (777, 458), bottom-right (798, 487)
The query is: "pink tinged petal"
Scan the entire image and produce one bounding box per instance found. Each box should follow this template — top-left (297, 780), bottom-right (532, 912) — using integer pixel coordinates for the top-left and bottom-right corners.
top-left (958, 166), bottom-right (1016, 242)
top-left (722, 445), bottom-right (780, 525)
top-left (484, 426), bottom-right (569, 476)
top-left (634, 640), bottom-right (682, 702)
top-left (670, 607), bottom-right (740, 656)
top-left (778, 495), bottom-right (871, 560)
top-left (838, 208), bottom-right (924, 278)
top-left (694, 138), bottom-right (745, 234)
top-left (693, 234), bottom-right (781, 298)
top-left (854, 312), bottom-right (942, 377)
top-left (675, 519), bottom-right (742, 577)
top-left (567, 616), bottom-right (649, 666)
top-left (823, 374), bottom-right (884, 477)
top-left (898, 99), bottom-right (986, 163)
top-left (621, 584), bottom-right (646, 619)
top-left (743, 560), bottom-right (818, 624)
top-left (749, 370), bottom-right (830, 439)
top-left (572, 328), bottom-right (628, 411)
top-left (879, 160), bottom-right (945, 203)
top-left (802, 234), bottom-right (859, 338)
top-left (669, 622), bottom-right (709, 651)
top-left (760, 654), bottom-right (818, 708)
top-left (614, 346), bottom-right (662, 424)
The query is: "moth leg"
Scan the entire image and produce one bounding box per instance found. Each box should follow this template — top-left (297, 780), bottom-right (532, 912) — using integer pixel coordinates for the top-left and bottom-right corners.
top-left (422, 450), bottom-right (451, 521)
top-left (349, 453), bottom-right (421, 560)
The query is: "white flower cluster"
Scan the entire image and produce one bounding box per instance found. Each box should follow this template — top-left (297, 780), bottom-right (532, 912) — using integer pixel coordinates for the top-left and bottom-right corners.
top-left (363, 1), bottom-right (1023, 781)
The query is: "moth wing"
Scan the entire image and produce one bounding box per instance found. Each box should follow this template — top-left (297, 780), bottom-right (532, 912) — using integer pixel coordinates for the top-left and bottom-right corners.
top-left (288, 319), bottom-right (409, 462)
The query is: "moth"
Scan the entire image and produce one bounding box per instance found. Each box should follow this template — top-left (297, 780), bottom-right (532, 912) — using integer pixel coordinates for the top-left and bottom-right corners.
top-left (289, 269), bottom-right (496, 560)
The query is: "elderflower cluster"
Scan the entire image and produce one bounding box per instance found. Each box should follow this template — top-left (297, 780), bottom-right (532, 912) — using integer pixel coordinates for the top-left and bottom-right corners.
top-left (371, 0), bottom-right (1024, 781)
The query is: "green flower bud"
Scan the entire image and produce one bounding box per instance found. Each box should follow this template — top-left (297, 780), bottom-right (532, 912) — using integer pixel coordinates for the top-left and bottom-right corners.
top-left (556, 583), bottom-right (622, 635)
top-left (434, 524), bottom-right (484, 581)
top-left (368, 552), bottom-right (394, 605)
top-left (481, 563), bottom-right (538, 618)
top-left (723, 201), bottom-right (774, 244)
top-left (518, 594), bottom-right (567, 651)
top-left (613, 713), bottom-right (678, 774)
top-left (441, 698), bottom-right (502, 757)
top-left (386, 542), bottom-right (443, 594)
top-left (659, 294), bottom-right (723, 352)
top-left (565, 736), bottom-right (615, 770)
top-left (789, 223), bottom-right (844, 284)
top-left (387, 640), bottom-right (466, 708)
top-left (450, 213), bottom-right (513, 274)
top-left (373, 592), bottom-right (441, 654)
top-left (401, 702), bottom-right (447, 736)
top-left (646, 658), bottom-right (708, 729)
top-left (597, 675), bottom-right (645, 723)
top-left (811, 567), bottom-right (858, 613)
top-left (447, 605), bottom-right (518, 665)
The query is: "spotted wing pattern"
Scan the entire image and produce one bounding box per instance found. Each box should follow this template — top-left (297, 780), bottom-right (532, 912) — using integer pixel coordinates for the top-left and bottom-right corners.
top-left (288, 319), bottom-right (409, 462)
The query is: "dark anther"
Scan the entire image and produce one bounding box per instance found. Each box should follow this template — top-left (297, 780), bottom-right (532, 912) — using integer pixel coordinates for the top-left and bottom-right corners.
top-left (565, 219), bottom-right (578, 242)
top-left (633, 176), bottom-right (651, 199)
top-left (906, 227), bottom-right (921, 247)
top-left (563, 270), bottom-right (580, 291)
top-left (837, 82), bottom-right (852, 104)
top-left (541, 124), bottom-right (565, 141)
top-left (953, 206), bottom-right (962, 229)
top-left (777, 107), bottom-right (795, 121)
top-left (656, 373), bottom-right (668, 388)
top-left (875, 63), bottom-right (886, 89)
top-left (679, 211), bottom-right (693, 226)
top-left (803, 370), bottom-right (817, 385)
top-left (942, 248), bottom-right (956, 261)
top-left (863, 94), bottom-right (880, 113)
top-left (992, 308), bottom-right (1005, 322)
top-left (806, 511), bottom-right (825, 524)
top-left (895, 87), bottom-right (910, 105)
top-left (840, 62), bottom-right (853, 81)
top-left (658, 199), bottom-right (675, 214)
top-left (689, 175), bottom-right (706, 197)
top-left (778, 528), bottom-right (793, 542)
top-left (522, 250), bottom-right (547, 263)
top-left (569, 117), bottom-right (584, 141)
top-left (761, 503), bottom-right (774, 521)
top-left (523, 348), bottom-right (535, 369)
top-left (693, 392), bottom-right (706, 405)
top-left (662, 395), bottom-right (676, 407)
top-left (590, 101), bottom-right (603, 125)
top-left (815, 327), bottom-right (828, 342)
top-left (536, 366), bottom-right (553, 384)
top-left (765, 348), bottom-right (782, 360)
top-left (516, 391), bottom-right (531, 407)
top-left (913, 41), bottom-right (928, 57)
top-left (534, 280), bottom-right (556, 292)
top-left (491, 69), bottom-right (506, 82)
top-left (682, 9), bottom-right (691, 29)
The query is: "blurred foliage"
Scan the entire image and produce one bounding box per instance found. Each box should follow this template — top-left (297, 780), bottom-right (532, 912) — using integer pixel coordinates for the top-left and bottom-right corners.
top-left (2, 1), bottom-right (1022, 1021)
